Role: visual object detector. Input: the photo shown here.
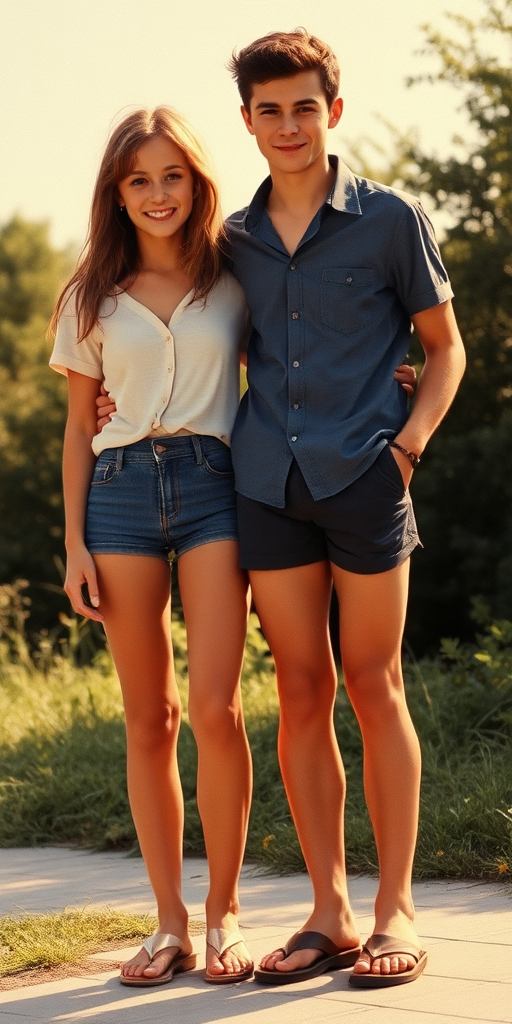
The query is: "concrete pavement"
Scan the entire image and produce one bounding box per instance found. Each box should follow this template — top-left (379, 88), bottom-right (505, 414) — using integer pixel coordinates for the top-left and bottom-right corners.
top-left (0, 847), bottom-right (511, 1023)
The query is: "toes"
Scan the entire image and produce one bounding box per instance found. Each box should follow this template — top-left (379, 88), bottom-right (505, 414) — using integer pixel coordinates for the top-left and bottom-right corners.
top-left (370, 955), bottom-right (415, 976)
top-left (275, 950), bottom-right (317, 972)
top-left (207, 952), bottom-right (227, 976)
top-left (352, 953), bottom-right (371, 975)
top-left (121, 957), bottom-right (149, 979)
top-left (259, 950), bottom-right (284, 970)
top-left (208, 942), bottom-right (252, 977)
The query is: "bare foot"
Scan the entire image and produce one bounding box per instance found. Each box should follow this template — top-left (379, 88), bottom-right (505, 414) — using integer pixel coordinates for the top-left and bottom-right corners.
top-left (205, 916), bottom-right (253, 980)
top-left (121, 938), bottom-right (192, 980)
top-left (352, 912), bottom-right (421, 978)
top-left (206, 938), bottom-right (253, 978)
top-left (259, 909), bottom-right (360, 974)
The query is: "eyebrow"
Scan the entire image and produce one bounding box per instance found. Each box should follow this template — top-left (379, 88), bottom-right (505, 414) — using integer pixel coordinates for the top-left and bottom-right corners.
top-left (255, 97), bottom-right (320, 109)
top-left (128, 163), bottom-right (185, 174)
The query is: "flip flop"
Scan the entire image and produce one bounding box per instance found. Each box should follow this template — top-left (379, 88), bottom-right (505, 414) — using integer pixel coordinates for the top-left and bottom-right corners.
top-left (254, 930), bottom-right (362, 985)
top-left (119, 932), bottom-right (197, 987)
top-left (349, 933), bottom-right (427, 988)
top-left (204, 927), bottom-right (254, 984)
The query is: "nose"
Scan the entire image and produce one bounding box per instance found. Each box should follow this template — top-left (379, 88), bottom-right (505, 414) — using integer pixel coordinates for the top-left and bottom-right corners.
top-left (150, 181), bottom-right (168, 203)
top-left (278, 113), bottom-right (299, 136)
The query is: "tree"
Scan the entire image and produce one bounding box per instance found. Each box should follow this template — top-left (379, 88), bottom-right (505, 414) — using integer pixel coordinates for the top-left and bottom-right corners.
top-left (0, 217), bottom-right (73, 629)
top-left (401, 0), bottom-right (512, 648)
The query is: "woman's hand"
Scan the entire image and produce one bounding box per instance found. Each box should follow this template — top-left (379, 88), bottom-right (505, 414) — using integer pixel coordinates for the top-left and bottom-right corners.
top-left (96, 383), bottom-right (117, 430)
top-left (64, 545), bottom-right (104, 622)
top-left (394, 363), bottom-right (417, 396)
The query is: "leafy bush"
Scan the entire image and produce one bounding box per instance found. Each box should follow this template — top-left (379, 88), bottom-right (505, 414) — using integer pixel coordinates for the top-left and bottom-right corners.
top-left (0, 581), bottom-right (511, 879)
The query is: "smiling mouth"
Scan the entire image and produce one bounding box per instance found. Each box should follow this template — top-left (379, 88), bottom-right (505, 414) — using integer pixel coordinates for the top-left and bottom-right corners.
top-left (145, 208), bottom-right (176, 219)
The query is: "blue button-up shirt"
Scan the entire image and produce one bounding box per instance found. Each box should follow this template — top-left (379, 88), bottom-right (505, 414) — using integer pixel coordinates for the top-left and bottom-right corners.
top-left (227, 158), bottom-right (453, 507)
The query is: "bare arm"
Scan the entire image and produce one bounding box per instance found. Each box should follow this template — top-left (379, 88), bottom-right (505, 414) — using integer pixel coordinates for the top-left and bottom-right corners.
top-left (63, 370), bottom-right (104, 622)
top-left (391, 300), bottom-right (466, 485)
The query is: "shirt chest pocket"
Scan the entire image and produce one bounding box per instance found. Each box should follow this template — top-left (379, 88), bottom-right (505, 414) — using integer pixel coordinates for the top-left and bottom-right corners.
top-left (321, 267), bottom-right (375, 335)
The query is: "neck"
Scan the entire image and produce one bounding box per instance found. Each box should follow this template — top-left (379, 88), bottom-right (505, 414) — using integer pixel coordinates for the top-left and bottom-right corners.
top-left (267, 153), bottom-right (335, 215)
top-left (136, 232), bottom-right (184, 274)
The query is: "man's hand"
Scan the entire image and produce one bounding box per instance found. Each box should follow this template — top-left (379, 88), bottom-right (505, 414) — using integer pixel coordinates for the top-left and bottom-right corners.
top-left (394, 363), bottom-right (417, 396)
top-left (96, 383), bottom-right (116, 430)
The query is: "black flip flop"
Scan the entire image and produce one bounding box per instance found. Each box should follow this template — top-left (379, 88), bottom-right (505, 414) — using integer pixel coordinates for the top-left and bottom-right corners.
top-left (254, 930), bottom-right (361, 985)
top-left (349, 933), bottom-right (427, 988)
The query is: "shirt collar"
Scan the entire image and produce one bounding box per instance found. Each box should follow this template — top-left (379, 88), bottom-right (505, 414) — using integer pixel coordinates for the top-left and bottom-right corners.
top-left (244, 155), bottom-right (362, 231)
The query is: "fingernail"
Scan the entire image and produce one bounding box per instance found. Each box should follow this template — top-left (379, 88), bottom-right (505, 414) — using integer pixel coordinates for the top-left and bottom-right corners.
top-left (91, 595), bottom-right (100, 607)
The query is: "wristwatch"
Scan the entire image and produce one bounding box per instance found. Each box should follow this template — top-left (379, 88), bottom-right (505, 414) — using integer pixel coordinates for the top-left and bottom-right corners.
top-left (388, 440), bottom-right (421, 469)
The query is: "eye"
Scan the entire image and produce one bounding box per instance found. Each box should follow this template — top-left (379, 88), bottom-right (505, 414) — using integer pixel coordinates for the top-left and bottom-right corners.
top-left (165, 172), bottom-right (182, 181)
top-left (129, 177), bottom-right (147, 186)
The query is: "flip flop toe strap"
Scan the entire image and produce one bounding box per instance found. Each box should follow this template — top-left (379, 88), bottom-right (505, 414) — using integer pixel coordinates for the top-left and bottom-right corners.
top-left (207, 928), bottom-right (245, 957)
top-left (363, 933), bottom-right (424, 963)
top-left (285, 931), bottom-right (342, 957)
top-left (143, 932), bottom-right (183, 962)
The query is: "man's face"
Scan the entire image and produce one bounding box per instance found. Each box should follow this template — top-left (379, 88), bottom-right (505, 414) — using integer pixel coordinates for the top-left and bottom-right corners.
top-left (241, 70), bottom-right (342, 176)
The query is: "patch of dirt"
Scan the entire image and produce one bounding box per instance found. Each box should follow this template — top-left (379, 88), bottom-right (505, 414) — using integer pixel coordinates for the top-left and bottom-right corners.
top-left (0, 957), bottom-right (122, 991)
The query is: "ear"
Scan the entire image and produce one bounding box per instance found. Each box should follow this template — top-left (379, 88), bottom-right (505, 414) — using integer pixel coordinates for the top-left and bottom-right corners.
top-left (328, 97), bottom-right (343, 129)
top-left (241, 104), bottom-right (255, 136)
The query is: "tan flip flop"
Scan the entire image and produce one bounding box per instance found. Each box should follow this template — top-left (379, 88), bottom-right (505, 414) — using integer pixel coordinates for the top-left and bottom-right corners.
top-left (204, 927), bottom-right (254, 984)
top-left (119, 932), bottom-right (196, 987)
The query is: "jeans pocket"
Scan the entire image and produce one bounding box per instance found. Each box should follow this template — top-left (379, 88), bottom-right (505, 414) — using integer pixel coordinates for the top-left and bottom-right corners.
top-left (90, 456), bottom-right (119, 486)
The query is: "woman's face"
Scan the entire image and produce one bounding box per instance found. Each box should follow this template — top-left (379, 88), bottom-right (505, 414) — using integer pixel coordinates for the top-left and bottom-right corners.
top-left (117, 135), bottom-right (195, 244)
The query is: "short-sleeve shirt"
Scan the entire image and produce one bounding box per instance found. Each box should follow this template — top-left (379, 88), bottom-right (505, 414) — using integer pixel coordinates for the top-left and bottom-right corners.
top-left (227, 157), bottom-right (453, 507)
top-left (50, 271), bottom-right (248, 456)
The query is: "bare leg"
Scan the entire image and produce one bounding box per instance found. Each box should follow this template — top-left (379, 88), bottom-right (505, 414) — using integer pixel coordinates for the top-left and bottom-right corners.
top-left (332, 560), bottom-right (422, 978)
top-left (179, 540), bottom-right (253, 978)
top-left (94, 554), bottom-right (190, 980)
top-left (249, 562), bottom-right (359, 974)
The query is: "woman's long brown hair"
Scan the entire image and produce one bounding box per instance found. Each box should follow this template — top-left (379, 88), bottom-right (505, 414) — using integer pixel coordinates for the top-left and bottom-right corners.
top-left (50, 107), bottom-right (227, 340)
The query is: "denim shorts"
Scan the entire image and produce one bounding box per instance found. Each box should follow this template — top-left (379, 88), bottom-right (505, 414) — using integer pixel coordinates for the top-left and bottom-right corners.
top-left (85, 435), bottom-right (238, 562)
top-left (237, 445), bottom-right (421, 574)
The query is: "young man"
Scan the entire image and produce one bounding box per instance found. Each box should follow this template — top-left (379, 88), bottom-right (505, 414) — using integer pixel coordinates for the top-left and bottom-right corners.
top-left (225, 30), bottom-right (465, 987)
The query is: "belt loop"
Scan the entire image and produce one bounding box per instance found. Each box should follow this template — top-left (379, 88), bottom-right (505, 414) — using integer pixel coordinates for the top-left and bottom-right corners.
top-left (115, 447), bottom-right (124, 472)
top-left (192, 435), bottom-right (204, 465)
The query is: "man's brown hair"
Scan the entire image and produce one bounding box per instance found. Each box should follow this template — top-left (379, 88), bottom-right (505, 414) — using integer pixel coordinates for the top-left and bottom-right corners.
top-left (228, 29), bottom-right (340, 110)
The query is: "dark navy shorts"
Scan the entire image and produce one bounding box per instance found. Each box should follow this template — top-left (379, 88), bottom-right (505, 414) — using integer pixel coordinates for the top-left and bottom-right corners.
top-left (85, 435), bottom-right (238, 562)
top-left (236, 445), bottom-right (421, 575)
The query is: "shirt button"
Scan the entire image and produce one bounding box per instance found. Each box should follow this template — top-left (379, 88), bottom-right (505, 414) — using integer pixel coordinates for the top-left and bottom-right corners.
top-left (166, 334), bottom-right (171, 341)
top-left (290, 435), bottom-right (297, 442)
top-left (291, 311), bottom-right (299, 320)
top-left (290, 263), bottom-right (297, 271)
top-left (293, 403), bottom-right (300, 410)
top-left (293, 360), bottom-right (300, 368)
top-left (345, 275), bottom-right (353, 284)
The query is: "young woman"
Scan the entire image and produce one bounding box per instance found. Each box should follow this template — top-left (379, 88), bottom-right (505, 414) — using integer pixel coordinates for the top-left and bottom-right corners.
top-left (49, 107), bottom-right (254, 987)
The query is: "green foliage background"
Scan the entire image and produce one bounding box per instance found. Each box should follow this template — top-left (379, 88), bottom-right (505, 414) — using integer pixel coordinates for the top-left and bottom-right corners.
top-left (0, 589), bottom-right (510, 878)
top-left (0, 1), bottom-right (511, 875)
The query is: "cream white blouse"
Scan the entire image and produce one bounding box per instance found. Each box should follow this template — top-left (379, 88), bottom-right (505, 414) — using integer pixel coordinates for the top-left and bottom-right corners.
top-left (50, 271), bottom-right (249, 456)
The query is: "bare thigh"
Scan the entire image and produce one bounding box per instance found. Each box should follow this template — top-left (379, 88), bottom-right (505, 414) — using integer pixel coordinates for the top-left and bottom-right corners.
top-left (93, 554), bottom-right (178, 722)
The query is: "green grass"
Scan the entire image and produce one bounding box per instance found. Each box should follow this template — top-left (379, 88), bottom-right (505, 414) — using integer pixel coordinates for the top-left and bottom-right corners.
top-left (0, 909), bottom-right (157, 977)
top-left (0, 908), bottom-right (205, 978)
top-left (0, 581), bottom-right (511, 881)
